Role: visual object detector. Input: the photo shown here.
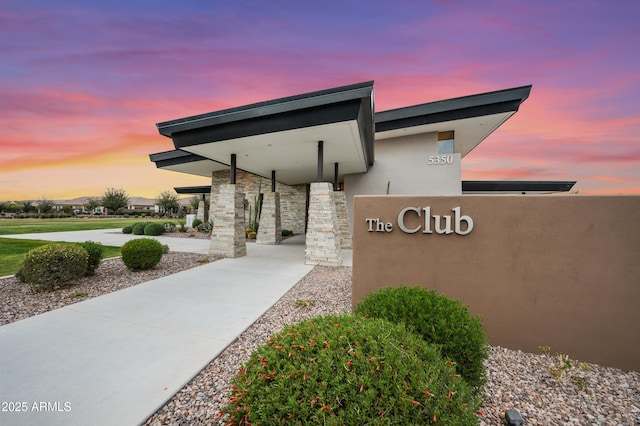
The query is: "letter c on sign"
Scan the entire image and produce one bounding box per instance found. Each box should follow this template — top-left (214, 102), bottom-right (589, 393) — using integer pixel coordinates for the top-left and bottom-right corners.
top-left (398, 207), bottom-right (421, 233)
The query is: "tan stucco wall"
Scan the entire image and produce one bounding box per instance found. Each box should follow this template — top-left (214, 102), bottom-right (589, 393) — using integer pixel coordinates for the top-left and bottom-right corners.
top-left (344, 132), bottom-right (461, 228)
top-left (352, 195), bottom-right (640, 371)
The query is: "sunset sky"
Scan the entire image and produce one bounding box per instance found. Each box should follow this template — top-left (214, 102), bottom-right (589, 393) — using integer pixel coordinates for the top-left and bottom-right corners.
top-left (1, 0), bottom-right (638, 201)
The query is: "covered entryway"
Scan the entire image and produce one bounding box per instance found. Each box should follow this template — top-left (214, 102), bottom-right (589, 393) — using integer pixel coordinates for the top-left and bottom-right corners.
top-left (150, 81), bottom-right (375, 265)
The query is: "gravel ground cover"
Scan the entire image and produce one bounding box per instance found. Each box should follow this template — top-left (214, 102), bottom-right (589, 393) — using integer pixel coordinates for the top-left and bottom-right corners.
top-left (1, 254), bottom-right (638, 425)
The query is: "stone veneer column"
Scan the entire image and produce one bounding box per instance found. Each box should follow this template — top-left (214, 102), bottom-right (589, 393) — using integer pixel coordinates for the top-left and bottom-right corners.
top-left (305, 182), bottom-right (342, 266)
top-left (209, 184), bottom-right (246, 258)
top-left (256, 192), bottom-right (282, 245)
top-left (196, 200), bottom-right (206, 222)
top-left (333, 191), bottom-right (352, 249)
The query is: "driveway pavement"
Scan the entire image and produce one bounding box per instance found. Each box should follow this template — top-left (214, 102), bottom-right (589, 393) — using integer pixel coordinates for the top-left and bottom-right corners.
top-left (0, 230), bottom-right (350, 425)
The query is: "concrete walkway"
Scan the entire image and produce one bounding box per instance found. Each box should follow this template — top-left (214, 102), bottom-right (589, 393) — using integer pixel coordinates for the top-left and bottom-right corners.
top-left (0, 230), bottom-right (350, 426)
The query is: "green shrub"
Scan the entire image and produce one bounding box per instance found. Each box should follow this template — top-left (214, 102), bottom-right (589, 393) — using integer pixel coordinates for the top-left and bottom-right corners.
top-left (16, 244), bottom-right (88, 291)
top-left (81, 241), bottom-right (104, 276)
top-left (191, 218), bottom-right (203, 229)
top-left (163, 222), bottom-right (177, 233)
top-left (121, 238), bottom-right (163, 271)
top-left (144, 222), bottom-right (165, 236)
top-left (122, 225), bottom-right (133, 234)
top-left (220, 314), bottom-right (480, 425)
top-left (197, 219), bottom-right (213, 233)
top-left (132, 222), bottom-right (146, 235)
top-left (355, 286), bottom-right (489, 391)
top-left (282, 229), bottom-right (293, 236)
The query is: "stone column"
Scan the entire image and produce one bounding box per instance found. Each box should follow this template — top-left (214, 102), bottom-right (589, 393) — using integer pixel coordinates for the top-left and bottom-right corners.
top-left (257, 192), bottom-right (282, 245)
top-left (196, 200), bottom-right (206, 222)
top-left (209, 184), bottom-right (246, 258)
top-left (333, 191), bottom-right (352, 249)
top-left (305, 182), bottom-right (342, 266)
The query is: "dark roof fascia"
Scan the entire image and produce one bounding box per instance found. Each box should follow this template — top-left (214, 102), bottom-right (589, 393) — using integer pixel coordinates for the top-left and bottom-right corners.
top-left (156, 81), bottom-right (375, 137)
top-left (149, 150), bottom-right (219, 168)
top-left (157, 82), bottom-right (375, 169)
top-left (174, 186), bottom-right (212, 194)
top-left (462, 180), bottom-right (576, 193)
top-left (375, 85), bottom-right (532, 133)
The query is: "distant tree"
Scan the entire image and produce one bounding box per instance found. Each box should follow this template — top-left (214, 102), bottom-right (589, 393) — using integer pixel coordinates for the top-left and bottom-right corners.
top-left (84, 197), bottom-right (102, 215)
top-left (101, 188), bottom-right (129, 215)
top-left (156, 191), bottom-right (180, 217)
top-left (0, 201), bottom-right (8, 213)
top-left (22, 200), bottom-right (34, 213)
top-left (7, 201), bottom-right (22, 213)
top-left (189, 194), bottom-right (209, 214)
top-left (38, 197), bottom-right (54, 213)
top-left (189, 195), bottom-right (200, 212)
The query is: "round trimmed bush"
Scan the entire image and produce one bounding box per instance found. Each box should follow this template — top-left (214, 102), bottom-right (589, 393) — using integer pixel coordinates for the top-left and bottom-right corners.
top-left (191, 218), bottom-right (202, 229)
top-left (220, 314), bottom-right (480, 425)
top-left (16, 244), bottom-right (88, 291)
top-left (121, 238), bottom-right (163, 271)
top-left (164, 222), bottom-right (177, 233)
top-left (132, 222), bottom-right (147, 235)
top-left (122, 225), bottom-right (133, 234)
top-left (355, 286), bottom-right (489, 391)
top-left (144, 222), bottom-right (165, 236)
top-left (81, 240), bottom-right (104, 276)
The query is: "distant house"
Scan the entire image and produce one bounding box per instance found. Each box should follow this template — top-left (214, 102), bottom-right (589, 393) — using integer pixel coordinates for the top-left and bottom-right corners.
top-left (52, 197), bottom-right (103, 215)
top-left (45, 195), bottom-right (191, 216)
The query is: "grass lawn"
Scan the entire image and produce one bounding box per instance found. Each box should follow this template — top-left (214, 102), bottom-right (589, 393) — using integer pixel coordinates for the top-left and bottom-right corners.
top-left (0, 218), bottom-right (166, 276)
top-left (0, 238), bottom-right (122, 276)
top-left (0, 217), bottom-right (172, 235)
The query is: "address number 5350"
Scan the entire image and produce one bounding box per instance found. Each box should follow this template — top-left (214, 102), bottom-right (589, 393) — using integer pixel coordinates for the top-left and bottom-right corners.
top-left (427, 155), bottom-right (454, 165)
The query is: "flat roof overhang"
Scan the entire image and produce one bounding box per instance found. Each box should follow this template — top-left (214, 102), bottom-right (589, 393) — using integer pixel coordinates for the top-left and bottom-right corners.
top-left (375, 85), bottom-right (532, 157)
top-left (155, 81), bottom-right (375, 186)
top-left (149, 150), bottom-right (227, 178)
top-left (173, 185), bottom-right (213, 195)
top-left (462, 180), bottom-right (576, 194)
top-left (172, 181), bottom-right (576, 195)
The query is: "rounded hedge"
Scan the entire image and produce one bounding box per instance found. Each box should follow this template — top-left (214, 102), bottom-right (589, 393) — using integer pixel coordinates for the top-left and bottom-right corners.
top-left (81, 240), bottom-right (104, 276)
top-left (121, 238), bottom-right (163, 271)
top-left (220, 314), bottom-right (480, 425)
top-left (191, 218), bottom-right (203, 229)
top-left (132, 222), bottom-right (147, 235)
top-left (122, 225), bottom-right (133, 234)
top-left (143, 222), bottom-right (165, 236)
top-left (16, 244), bottom-right (88, 291)
top-left (355, 286), bottom-right (489, 391)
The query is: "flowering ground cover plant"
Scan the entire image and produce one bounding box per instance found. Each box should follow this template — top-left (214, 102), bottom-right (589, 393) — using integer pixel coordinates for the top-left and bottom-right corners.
top-left (220, 314), bottom-right (480, 425)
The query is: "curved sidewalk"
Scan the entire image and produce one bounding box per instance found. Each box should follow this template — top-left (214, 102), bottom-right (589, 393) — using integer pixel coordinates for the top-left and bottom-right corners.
top-left (0, 231), bottom-right (345, 426)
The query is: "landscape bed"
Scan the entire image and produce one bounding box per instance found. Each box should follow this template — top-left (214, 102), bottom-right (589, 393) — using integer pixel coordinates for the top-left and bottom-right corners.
top-left (1, 258), bottom-right (637, 424)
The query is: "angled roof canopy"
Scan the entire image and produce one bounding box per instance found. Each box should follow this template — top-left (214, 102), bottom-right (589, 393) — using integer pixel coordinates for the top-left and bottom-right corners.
top-left (375, 85), bottom-right (531, 158)
top-left (154, 81), bottom-right (375, 185)
top-left (150, 82), bottom-right (533, 184)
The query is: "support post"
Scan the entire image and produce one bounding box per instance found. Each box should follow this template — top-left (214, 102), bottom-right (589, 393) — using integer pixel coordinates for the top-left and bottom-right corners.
top-left (209, 184), bottom-right (246, 258)
top-left (334, 162), bottom-right (339, 191)
top-left (305, 182), bottom-right (342, 266)
top-left (271, 170), bottom-right (276, 192)
top-left (317, 140), bottom-right (323, 183)
top-left (230, 153), bottom-right (237, 184)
